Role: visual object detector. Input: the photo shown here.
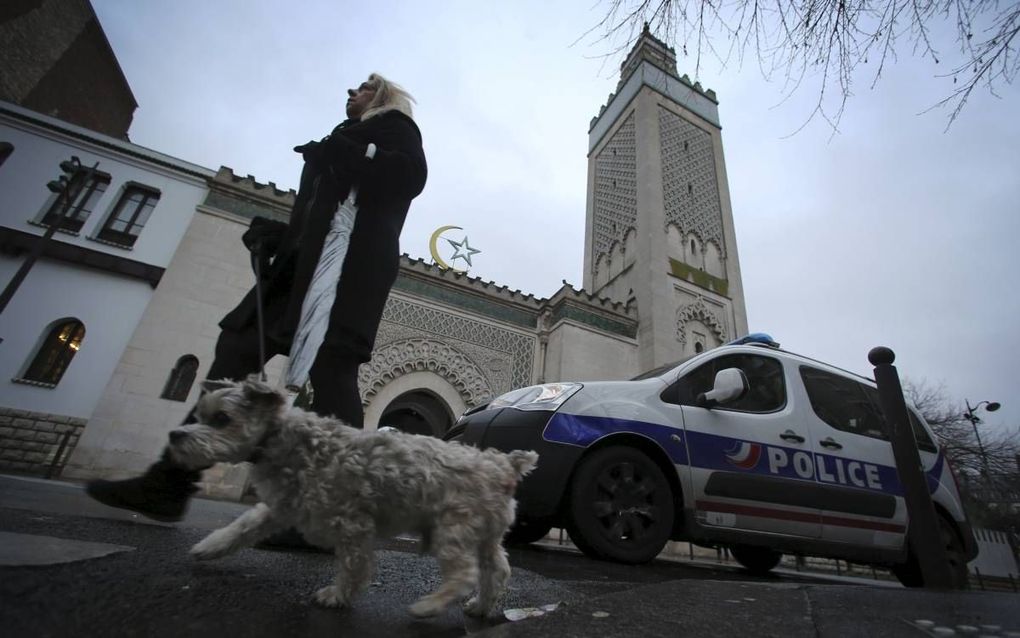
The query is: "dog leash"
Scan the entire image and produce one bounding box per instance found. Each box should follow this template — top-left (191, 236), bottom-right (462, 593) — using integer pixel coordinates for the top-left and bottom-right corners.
top-left (250, 240), bottom-right (268, 383)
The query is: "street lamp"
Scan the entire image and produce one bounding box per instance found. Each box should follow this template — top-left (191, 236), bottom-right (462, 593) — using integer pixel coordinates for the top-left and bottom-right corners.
top-left (963, 399), bottom-right (1001, 479)
top-left (0, 156), bottom-right (99, 319)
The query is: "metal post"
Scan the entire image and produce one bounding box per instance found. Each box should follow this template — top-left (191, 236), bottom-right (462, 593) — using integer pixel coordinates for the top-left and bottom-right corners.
top-left (45, 430), bottom-right (72, 479)
top-left (964, 399), bottom-right (994, 480)
top-left (970, 420), bottom-right (988, 475)
top-left (869, 346), bottom-right (956, 589)
top-left (0, 160), bottom-right (99, 317)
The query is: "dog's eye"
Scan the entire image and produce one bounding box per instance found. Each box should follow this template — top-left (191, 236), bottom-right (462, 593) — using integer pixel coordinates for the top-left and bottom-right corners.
top-left (210, 411), bottom-right (231, 428)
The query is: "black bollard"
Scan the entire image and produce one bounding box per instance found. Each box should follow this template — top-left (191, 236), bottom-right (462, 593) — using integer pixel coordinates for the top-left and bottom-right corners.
top-left (869, 346), bottom-right (955, 589)
top-left (869, 349), bottom-right (954, 587)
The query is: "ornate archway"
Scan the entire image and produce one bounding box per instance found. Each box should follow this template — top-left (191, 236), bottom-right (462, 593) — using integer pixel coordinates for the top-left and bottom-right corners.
top-left (358, 338), bottom-right (494, 409)
top-left (675, 298), bottom-right (727, 350)
top-left (379, 389), bottom-right (454, 437)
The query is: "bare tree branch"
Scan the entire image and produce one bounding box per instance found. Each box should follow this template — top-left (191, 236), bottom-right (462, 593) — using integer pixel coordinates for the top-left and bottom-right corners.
top-left (904, 378), bottom-right (1019, 477)
top-left (583, 0), bottom-right (1020, 130)
top-left (903, 378), bottom-right (1020, 528)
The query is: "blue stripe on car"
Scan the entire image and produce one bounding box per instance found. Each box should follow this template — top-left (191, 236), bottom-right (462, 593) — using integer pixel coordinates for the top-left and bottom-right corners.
top-left (543, 412), bottom-right (689, 465)
top-left (544, 412), bottom-right (944, 497)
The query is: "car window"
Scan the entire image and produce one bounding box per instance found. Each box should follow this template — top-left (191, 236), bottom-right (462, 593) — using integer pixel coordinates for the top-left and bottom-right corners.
top-left (800, 366), bottom-right (887, 440)
top-left (866, 387), bottom-right (939, 452)
top-left (863, 383), bottom-right (939, 451)
top-left (907, 410), bottom-right (939, 453)
top-left (800, 366), bottom-right (940, 452)
top-left (670, 353), bottom-right (786, 413)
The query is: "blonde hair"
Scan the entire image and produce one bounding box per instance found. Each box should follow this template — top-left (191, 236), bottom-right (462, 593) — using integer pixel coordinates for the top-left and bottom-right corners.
top-left (359, 73), bottom-right (415, 121)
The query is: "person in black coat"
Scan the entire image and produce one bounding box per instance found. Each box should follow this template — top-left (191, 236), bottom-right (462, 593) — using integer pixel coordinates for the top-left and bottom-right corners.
top-left (85, 73), bottom-right (428, 521)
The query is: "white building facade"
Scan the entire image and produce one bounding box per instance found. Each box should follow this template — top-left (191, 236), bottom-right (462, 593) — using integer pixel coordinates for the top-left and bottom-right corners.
top-left (0, 101), bottom-right (213, 476)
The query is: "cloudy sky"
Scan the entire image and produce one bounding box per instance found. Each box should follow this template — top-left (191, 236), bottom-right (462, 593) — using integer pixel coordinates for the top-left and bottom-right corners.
top-left (91, 0), bottom-right (1019, 432)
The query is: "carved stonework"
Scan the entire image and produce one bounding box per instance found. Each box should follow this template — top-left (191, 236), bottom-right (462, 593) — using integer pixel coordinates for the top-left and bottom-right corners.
top-left (362, 297), bottom-right (535, 406)
top-left (592, 113), bottom-right (637, 268)
top-left (659, 107), bottom-right (725, 256)
top-left (359, 338), bottom-right (494, 407)
top-left (371, 321), bottom-right (513, 397)
top-left (675, 298), bottom-right (727, 348)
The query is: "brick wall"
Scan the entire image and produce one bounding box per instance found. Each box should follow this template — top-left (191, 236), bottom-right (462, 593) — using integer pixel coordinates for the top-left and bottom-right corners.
top-left (0, 407), bottom-right (85, 477)
top-left (0, 0), bottom-right (137, 139)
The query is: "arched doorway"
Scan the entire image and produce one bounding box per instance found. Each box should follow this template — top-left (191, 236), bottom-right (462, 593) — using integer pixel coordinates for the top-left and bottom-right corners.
top-left (379, 390), bottom-right (454, 437)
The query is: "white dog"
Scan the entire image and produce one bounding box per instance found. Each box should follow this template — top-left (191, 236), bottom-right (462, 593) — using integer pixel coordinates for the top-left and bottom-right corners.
top-left (168, 378), bottom-right (538, 618)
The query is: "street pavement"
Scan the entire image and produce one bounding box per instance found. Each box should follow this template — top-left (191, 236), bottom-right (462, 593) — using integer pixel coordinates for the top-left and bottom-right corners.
top-left (2, 474), bottom-right (1019, 638)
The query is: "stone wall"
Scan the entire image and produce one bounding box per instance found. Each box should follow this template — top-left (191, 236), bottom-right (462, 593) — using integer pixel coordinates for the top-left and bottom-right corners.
top-left (0, 406), bottom-right (84, 477)
top-left (62, 207), bottom-right (272, 482)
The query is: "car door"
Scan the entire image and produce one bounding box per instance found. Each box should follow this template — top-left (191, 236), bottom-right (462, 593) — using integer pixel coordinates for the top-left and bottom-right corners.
top-left (661, 351), bottom-right (822, 539)
top-left (797, 365), bottom-right (909, 550)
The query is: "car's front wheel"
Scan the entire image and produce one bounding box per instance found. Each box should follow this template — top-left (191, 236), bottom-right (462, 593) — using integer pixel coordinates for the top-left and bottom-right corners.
top-left (564, 446), bottom-right (674, 564)
top-left (892, 515), bottom-right (969, 589)
top-left (730, 545), bottom-right (782, 575)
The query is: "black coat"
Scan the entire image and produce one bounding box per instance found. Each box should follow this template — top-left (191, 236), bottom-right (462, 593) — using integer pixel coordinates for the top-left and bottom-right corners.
top-left (220, 110), bottom-right (427, 363)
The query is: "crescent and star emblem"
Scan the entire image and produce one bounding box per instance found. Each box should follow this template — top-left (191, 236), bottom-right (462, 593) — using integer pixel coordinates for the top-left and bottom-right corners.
top-left (428, 225), bottom-right (481, 271)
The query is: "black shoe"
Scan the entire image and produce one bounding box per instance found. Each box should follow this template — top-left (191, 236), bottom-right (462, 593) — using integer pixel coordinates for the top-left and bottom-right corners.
top-left (85, 458), bottom-right (200, 523)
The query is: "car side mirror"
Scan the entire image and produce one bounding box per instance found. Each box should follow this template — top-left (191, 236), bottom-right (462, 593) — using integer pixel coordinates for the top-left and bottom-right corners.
top-left (696, 368), bottom-right (749, 409)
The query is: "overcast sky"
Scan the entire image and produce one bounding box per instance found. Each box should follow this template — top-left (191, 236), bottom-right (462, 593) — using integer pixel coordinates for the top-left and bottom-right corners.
top-left (91, 0), bottom-right (1019, 433)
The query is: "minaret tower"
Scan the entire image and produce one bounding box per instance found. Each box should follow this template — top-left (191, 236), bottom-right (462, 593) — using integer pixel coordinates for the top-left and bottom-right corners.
top-left (583, 26), bottom-right (748, 370)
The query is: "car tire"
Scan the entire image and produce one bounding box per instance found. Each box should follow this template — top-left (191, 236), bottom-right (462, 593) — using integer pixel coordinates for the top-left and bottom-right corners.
top-left (505, 519), bottom-right (553, 546)
top-left (730, 545), bottom-right (782, 575)
top-left (564, 446), bottom-right (674, 564)
top-left (892, 515), bottom-right (969, 589)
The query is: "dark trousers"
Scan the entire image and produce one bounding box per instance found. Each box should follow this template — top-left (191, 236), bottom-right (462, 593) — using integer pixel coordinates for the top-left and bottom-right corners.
top-left (162, 325), bottom-right (365, 475)
top-left (188, 325), bottom-right (365, 428)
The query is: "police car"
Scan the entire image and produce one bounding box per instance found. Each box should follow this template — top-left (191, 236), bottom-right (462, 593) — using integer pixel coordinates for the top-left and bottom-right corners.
top-left (445, 334), bottom-right (977, 586)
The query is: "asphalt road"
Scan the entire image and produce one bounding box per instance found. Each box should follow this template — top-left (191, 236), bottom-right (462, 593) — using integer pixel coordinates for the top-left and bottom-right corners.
top-left (2, 475), bottom-right (1018, 638)
top-left (0, 475), bottom-right (831, 638)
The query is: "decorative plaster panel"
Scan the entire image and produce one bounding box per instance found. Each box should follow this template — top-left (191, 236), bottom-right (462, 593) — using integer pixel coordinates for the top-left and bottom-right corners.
top-left (359, 337), bottom-right (494, 408)
top-left (659, 107), bottom-right (725, 256)
top-left (363, 297), bottom-right (535, 405)
top-left (675, 297), bottom-right (727, 348)
top-left (592, 114), bottom-right (637, 266)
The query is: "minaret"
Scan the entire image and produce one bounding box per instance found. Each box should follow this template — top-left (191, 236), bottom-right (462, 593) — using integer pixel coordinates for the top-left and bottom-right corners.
top-left (583, 25), bottom-right (748, 370)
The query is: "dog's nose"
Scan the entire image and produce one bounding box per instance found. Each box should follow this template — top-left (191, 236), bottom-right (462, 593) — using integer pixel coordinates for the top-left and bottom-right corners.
top-left (168, 430), bottom-right (187, 444)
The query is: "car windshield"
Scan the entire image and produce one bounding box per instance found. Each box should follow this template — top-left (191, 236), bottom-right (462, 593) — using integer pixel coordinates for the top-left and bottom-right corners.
top-left (629, 354), bottom-right (698, 381)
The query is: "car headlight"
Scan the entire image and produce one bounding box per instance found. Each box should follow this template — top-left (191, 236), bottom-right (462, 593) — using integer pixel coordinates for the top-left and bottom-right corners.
top-left (488, 382), bottom-right (582, 412)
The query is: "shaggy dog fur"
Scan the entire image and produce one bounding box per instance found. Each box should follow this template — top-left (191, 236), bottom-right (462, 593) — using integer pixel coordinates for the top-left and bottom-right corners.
top-left (168, 378), bottom-right (538, 618)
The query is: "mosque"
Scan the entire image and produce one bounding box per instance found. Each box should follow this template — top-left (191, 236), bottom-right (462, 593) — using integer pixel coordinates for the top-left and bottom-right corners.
top-left (0, 4), bottom-right (745, 500)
